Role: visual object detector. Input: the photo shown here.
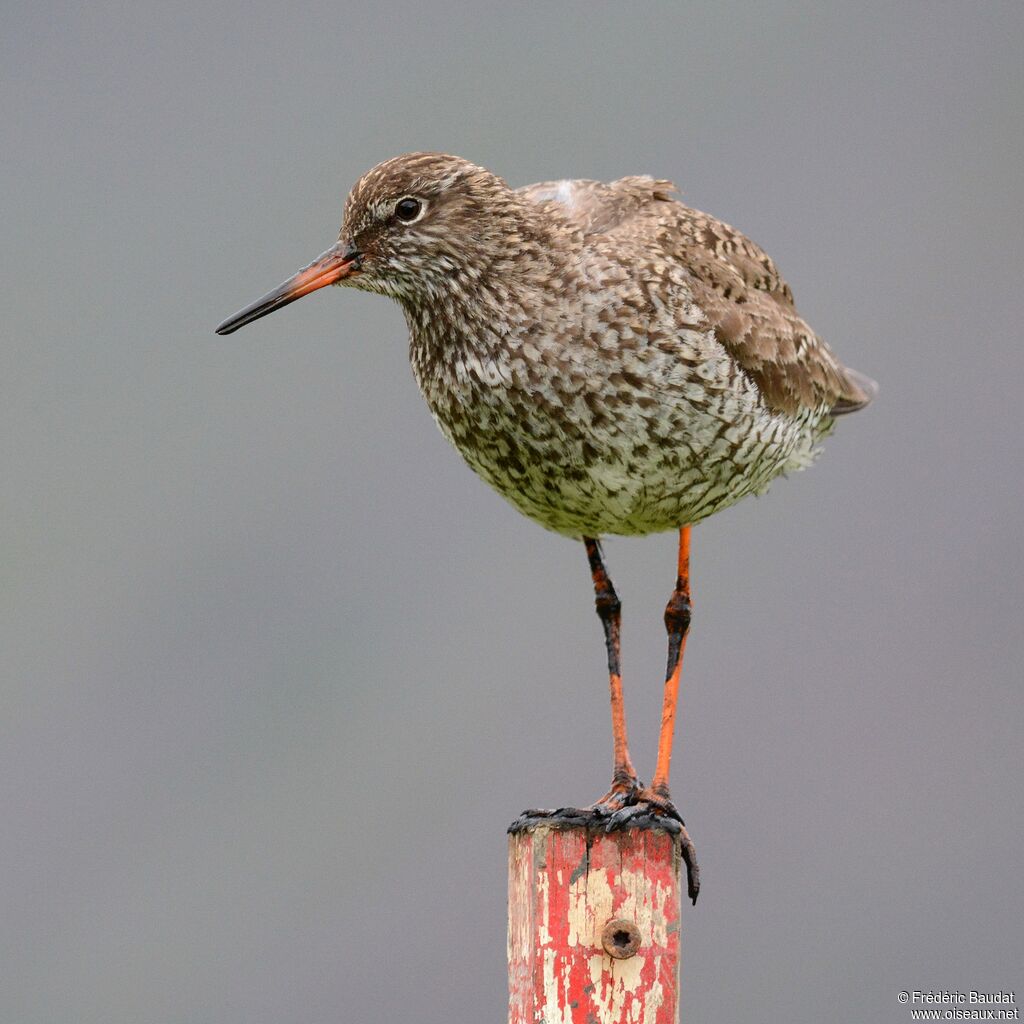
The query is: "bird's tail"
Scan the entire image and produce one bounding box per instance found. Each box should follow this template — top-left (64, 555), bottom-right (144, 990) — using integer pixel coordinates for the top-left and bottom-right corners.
top-left (831, 367), bottom-right (879, 416)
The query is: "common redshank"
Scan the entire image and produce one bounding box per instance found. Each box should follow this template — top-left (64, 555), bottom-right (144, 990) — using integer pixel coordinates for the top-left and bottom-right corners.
top-left (216, 153), bottom-right (876, 903)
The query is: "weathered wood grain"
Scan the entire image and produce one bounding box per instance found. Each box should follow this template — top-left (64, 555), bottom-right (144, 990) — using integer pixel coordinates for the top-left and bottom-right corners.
top-left (509, 824), bottom-right (682, 1023)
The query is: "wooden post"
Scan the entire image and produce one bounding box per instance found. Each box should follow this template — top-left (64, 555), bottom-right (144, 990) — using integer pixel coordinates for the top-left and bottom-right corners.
top-left (508, 823), bottom-right (683, 1024)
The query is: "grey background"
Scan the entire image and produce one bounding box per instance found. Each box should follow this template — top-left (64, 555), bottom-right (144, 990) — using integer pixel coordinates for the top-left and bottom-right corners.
top-left (3, 2), bottom-right (1022, 1021)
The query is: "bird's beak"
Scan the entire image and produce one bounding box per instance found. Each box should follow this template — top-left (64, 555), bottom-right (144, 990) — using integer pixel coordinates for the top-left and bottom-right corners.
top-left (215, 241), bottom-right (362, 335)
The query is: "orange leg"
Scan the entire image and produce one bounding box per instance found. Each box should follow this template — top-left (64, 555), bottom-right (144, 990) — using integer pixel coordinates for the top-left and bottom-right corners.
top-left (583, 537), bottom-right (639, 801)
top-left (513, 531), bottom-right (699, 904)
top-left (652, 525), bottom-right (692, 795)
top-left (601, 525), bottom-right (699, 903)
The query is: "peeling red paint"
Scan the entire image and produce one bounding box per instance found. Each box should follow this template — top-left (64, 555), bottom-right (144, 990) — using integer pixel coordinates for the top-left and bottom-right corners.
top-left (509, 826), bottom-right (682, 1023)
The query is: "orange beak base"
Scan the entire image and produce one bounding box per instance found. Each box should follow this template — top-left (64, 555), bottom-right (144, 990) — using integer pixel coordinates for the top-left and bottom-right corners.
top-left (215, 242), bottom-right (361, 335)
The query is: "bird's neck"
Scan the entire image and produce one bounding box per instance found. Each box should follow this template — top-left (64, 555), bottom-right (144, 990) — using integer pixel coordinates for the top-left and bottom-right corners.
top-left (402, 222), bottom-right (569, 370)
top-left (402, 279), bottom-right (520, 383)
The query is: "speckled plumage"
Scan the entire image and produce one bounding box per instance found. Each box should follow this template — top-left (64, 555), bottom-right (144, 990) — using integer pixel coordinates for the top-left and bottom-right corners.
top-left (329, 153), bottom-right (874, 537)
top-left (215, 152), bottom-right (877, 891)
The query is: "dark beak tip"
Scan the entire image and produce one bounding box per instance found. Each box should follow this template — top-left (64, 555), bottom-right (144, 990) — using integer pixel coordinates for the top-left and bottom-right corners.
top-left (212, 242), bottom-right (356, 338)
top-left (213, 311), bottom-right (251, 336)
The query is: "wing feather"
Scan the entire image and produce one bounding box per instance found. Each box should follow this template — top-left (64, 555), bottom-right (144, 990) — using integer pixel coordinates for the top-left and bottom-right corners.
top-left (671, 208), bottom-right (873, 415)
top-left (521, 176), bottom-right (876, 417)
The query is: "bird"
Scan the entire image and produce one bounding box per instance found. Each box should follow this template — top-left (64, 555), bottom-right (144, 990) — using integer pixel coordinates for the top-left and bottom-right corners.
top-left (216, 152), bottom-right (876, 903)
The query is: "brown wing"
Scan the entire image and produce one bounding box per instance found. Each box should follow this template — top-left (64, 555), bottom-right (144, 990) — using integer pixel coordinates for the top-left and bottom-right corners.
top-left (671, 207), bottom-right (874, 416)
top-left (520, 176), bottom-right (875, 417)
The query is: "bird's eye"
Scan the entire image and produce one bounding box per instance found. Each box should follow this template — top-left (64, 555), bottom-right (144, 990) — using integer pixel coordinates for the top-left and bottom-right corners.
top-left (394, 197), bottom-right (422, 222)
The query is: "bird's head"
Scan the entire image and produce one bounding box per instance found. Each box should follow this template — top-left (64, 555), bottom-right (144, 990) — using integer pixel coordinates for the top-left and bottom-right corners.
top-left (215, 153), bottom-right (526, 335)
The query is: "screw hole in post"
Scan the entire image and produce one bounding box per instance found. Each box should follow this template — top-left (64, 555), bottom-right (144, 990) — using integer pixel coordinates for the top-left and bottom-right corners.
top-left (600, 918), bottom-right (641, 960)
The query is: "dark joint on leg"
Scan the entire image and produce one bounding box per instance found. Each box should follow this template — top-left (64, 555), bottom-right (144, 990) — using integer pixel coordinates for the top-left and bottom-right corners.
top-left (664, 582), bottom-right (691, 634)
top-left (663, 580), bottom-right (691, 679)
top-left (594, 586), bottom-right (621, 623)
top-left (585, 538), bottom-right (621, 623)
top-left (584, 537), bottom-right (623, 681)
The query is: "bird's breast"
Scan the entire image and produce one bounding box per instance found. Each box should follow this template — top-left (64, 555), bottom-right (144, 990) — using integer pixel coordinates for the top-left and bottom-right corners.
top-left (405, 309), bottom-right (828, 536)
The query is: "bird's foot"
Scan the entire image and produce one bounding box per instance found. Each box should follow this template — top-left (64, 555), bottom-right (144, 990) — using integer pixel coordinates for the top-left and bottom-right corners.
top-left (602, 785), bottom-right (679, 827)
top-left (588, 777), bottom-right (643, 816)
top-left (602, 787), bottom-right (700, 905)
top-left (508, 784), bottom-right (699, 903)
top-left (509, 774), bottom-right (642, 828)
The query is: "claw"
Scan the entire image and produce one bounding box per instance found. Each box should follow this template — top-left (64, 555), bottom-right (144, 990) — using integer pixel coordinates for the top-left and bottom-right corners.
top-left (603, 787), bottom-right (681, 826)
top-left (507, 795), bottom-right (700, 904)
top-left (678, 827), bottom-right (700, 905)
top-left (588, 779), bottom-right (642, 817)
top-left (602, 787), bottom-right (699, 904)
